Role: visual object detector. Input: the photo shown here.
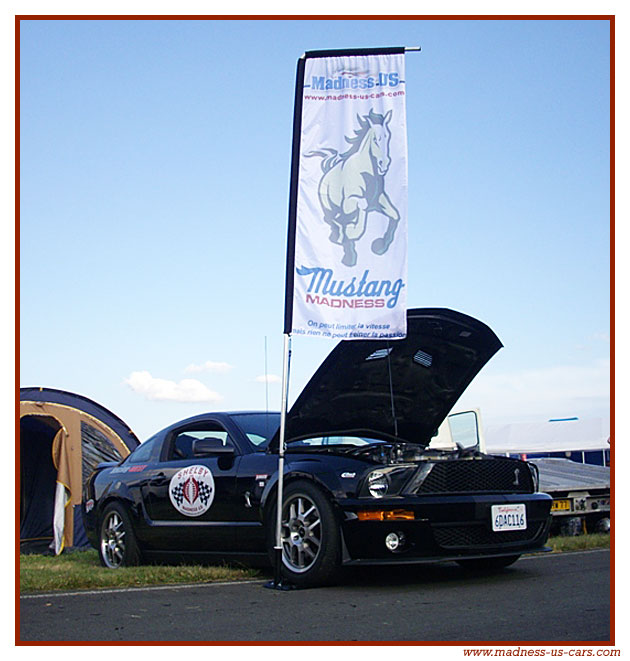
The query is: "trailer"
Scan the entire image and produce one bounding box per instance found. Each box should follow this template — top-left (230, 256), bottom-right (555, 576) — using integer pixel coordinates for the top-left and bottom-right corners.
top-left (529, 457), bottom-right (610, 535)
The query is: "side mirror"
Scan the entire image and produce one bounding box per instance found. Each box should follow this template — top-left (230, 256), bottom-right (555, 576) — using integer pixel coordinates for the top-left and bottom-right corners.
top-left (193, 437), bottom-right (236, 457)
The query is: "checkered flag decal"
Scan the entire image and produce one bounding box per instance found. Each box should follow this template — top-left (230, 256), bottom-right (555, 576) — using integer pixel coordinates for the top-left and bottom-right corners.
top-left (170, 482), bottom-right (186, 507)
top-left (197, 481), bottom-right (213, 506)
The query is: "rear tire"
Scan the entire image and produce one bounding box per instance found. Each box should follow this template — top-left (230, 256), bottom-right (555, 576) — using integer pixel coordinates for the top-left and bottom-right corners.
top-left (457, 555), bottom-right (521, 572)
top-left (98, 502), bottom-right (141, 568)
top-left (267, 480), bottom-right (341, 588)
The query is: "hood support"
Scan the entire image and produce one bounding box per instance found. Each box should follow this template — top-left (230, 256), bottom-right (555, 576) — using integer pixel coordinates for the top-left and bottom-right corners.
top-left (386, 341), bottom-right (399, 439)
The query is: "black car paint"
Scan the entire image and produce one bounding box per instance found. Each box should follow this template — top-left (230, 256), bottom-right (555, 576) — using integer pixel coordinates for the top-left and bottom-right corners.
top-left (84, 409), bottom-right (552, 566)
top-left (83, 309), bottom-right (553, 571)
top-left (86, 412), bottom-right (348, 558)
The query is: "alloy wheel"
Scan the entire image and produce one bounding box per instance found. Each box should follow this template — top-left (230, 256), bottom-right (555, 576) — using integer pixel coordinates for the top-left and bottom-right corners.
top-left (280, 494), bottom-right (322, 573)
top-left (100, 511), bottom-right (126, 569)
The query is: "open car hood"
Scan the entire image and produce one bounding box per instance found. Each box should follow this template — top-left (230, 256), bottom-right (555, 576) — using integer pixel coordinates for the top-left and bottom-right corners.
top-left (279, 308), bottom-right (502, 448)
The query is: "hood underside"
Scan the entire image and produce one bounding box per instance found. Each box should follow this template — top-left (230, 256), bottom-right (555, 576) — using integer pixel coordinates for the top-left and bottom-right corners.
top-left (280, 308), bottom-right (502, 448)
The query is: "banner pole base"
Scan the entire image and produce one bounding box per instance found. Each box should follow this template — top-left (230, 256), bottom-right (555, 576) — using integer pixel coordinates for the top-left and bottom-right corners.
top-left (263, 547), bottom-right (296, 590)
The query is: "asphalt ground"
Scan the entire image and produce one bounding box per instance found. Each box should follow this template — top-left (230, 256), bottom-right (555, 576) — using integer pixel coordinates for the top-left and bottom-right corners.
top-left (18, 549), bottom-right (611, 643)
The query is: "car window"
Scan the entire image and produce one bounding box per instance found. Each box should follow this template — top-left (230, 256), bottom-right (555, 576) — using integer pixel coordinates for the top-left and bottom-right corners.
top-left (127, 435), bottom-right (160, 464)
top-left (230, 413), bottom-right (280, 449)
top-left (167, 427), bottom-right (233, 461)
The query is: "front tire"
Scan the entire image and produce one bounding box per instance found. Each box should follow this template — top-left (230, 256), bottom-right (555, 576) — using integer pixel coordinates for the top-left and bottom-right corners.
top-left (267, 480), bottom-right (341, 588)
top-left (98, 502), bottom-right (141, 568)
top-left (456, 554), bottom-right (521, 572)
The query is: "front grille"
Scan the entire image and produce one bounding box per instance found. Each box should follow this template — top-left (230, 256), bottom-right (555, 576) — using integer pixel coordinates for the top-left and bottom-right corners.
top-left (411, 458), bottom-right (533, 494)
top-left (433, 522), bottom-right (544, 549)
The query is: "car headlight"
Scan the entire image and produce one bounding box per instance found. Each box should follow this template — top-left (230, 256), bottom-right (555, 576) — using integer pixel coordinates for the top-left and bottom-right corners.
top-left (368, 471), bottom-right (388, 498)
top-left (361, 466), bottom-right (415, 499)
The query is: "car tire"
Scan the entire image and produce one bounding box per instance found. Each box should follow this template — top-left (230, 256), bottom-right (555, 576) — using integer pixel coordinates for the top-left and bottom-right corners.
top-left (98, 502), bottom-right (142, 569)
top-left (267, 480), bottom-right (341, 588)
top-left (456, 554), bottom-right (521, 572)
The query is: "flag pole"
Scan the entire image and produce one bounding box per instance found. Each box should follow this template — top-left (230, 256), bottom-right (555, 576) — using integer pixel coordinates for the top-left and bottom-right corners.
top-left (273, 332), bottom-right (291, 586)
top-left (268, 54), bottom-right (306, 589)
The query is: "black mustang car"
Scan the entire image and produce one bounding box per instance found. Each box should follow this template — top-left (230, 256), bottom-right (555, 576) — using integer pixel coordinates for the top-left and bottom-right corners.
top-left (83, 308), bottom-right (552, 586)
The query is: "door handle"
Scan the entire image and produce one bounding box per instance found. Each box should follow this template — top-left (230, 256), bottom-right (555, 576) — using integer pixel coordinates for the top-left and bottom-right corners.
top-left (149, 472), bottom-right (168, 487)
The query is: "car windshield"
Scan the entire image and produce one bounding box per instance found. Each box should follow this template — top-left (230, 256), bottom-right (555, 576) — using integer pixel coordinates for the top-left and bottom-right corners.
top-left (289, 435), bottom-right (387, 448)
top-left (230, 413), bottom-right (280, 449)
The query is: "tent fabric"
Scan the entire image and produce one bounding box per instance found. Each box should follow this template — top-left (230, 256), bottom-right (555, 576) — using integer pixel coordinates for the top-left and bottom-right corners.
top-left (72, 504), bottom-right (89, 547)
top-left (484, 417), bottom-right (610, 454)
top-left (52, 481), bottom-right (70, 556)
top-left (19, 416), bottom-right (59, 546)
top-left (20, 388), bottom-right (140, 554)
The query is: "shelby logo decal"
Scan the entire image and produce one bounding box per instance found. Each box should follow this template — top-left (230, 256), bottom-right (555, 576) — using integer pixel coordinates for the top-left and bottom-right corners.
top-left (169, 465), bottom-right (215, 517)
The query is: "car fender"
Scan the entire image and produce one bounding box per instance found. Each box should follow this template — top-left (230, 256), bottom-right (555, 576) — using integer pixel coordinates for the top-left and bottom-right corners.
top-left (95, 480), bottom-right (144, 527)
top-left (259, 461), bottom-right (356, 564)
top-left (259, 461), bottom-right (345, 519)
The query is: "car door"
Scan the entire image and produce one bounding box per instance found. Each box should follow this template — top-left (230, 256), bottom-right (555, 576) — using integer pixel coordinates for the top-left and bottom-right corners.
top-left (140, 420), bottom-right (241, 552)
top-left (233, 451), bottom-right (282, 551)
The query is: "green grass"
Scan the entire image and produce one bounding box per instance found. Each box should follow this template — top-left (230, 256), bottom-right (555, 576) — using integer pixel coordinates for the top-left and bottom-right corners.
top-left (547, 532), bottom-right (610, 553)
top-left (19, 549), bottom-right (260, 594)
top-left (19, 534), bottom-right (610, 594)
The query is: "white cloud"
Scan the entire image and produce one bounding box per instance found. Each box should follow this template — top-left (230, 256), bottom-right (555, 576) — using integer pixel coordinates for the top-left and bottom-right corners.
top-left (255, 374), bottom-right (281, 384)
top-left (576, 332), bottom-right (610, 351)
top-left (125, 371), bottom-right (223, 404)
top-left (184, 361), bottom-right (234, 374)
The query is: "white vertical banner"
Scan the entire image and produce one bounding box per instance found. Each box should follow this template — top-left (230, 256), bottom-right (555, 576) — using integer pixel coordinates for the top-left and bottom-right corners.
top-left (291, 51), bottom-right (408, 341)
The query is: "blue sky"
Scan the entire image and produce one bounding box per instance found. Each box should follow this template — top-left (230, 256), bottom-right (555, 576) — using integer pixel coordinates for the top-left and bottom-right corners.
top-left (19, 18), bottom-right (610, 441)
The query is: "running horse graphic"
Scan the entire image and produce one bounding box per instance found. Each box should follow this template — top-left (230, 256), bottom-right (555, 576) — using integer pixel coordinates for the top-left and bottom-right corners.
top-left (306, 108), bottom-right (401, 267)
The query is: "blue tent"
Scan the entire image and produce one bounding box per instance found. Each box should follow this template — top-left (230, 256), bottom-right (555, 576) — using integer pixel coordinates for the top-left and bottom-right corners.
top-left (19, 387), bottom-right (140, 554)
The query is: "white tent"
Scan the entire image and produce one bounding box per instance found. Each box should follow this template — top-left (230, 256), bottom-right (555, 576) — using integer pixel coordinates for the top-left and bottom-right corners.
top-left (484, 417), bottom-right (610, 455)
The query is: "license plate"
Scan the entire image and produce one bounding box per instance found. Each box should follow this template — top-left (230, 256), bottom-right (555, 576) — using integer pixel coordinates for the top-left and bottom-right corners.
top-left (551, 499), bottom-right (571, 512)
top-left (492, 504), bottom-right (527, 531)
